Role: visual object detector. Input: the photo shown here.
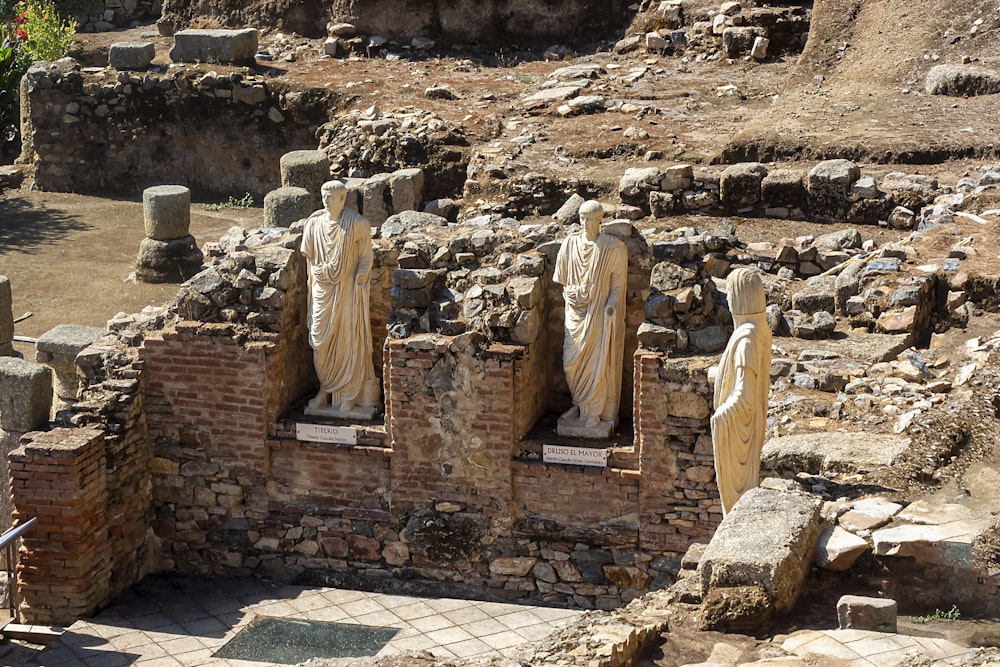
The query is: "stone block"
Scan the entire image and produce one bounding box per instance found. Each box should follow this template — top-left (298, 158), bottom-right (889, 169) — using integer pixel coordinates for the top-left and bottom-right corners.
top-left (699, 487), bottom-right (822, 615)
top-left (0, 357), bottom-right (52, 431)
top-left (720, 162), bottom-right (767, 209)
top-left (807, 159), bottom-right (861, 223)
top-left (762, 432), bottom-right (910, 475)
top-left (815, 525), bottom-right (869, 571)
top-left (761, 169), bottom-right (806, 210)
top-left (280, 150), bottom-right (330, 210)
top-left (135, 235), bottom-right (204, 283)
top-left (263, 186), bottom-right (312, 227)
top-left (0, 275), bottom-right (13, 355)
top-left (722, 27), bottom-right (767, 59)
top-left (661, 164), bottom-right (693, 191)
top-left (109, 42), bottom-right (155, 70)
top-left (619, 167), bottom-right (662, 207)
top-left (837, 595), bottom-right (897, 632)
top-left (362, 173), bottom-right (392, 226)
top-left (169, 28), bottom-right (259, 65)
top-left (388, 167), bottom-right (424, 214)
top-left (143, 185), bottom-right (191, 241)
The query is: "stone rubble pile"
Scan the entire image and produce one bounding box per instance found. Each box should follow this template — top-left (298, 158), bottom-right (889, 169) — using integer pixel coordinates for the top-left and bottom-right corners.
top-left (620, 0), bottom-right (811, 61)
top-left (316, 106), bottom-right (469, 203)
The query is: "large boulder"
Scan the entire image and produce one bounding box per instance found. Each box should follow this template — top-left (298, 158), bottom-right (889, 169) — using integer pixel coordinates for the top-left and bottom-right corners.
top-left (698, 487), bottom-right (822, 629)
top-left (807, 160), bottom-right (861, 223)
top-left (925, 64), bottom-right (1000, 97)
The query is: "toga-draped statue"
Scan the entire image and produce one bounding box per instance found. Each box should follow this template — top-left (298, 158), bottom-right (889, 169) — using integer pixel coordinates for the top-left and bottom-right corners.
top-left (711, 267), bottom-right (772, 515)
top-left (554, 200), bottom-right (628, 439)
top-left (301, 180), bottom-right (380, 419)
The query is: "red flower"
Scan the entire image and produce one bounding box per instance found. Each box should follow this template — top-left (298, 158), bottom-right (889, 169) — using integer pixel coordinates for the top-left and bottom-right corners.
top-left (16, 28), bottom-right (27, 41)
top-left (14, 12), bottom-right (27, 23)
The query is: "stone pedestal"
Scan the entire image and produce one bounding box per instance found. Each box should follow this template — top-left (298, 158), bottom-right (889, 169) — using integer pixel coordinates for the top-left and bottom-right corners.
top-left (109, 42), bottom-right (155, 70)
top-left (280, 150), bottom-right (330, 210)
top-left (136, 185), bottom-right (203, 283)
top-left (303, 404), bottom-right (378, 421)
top-left (557, 410), bottom-right (614, 439)
top-left (0, 275), bottom-right (14, 356)
top-left (35, 324), bottom-right (104, 411)
top-left (0, 358), bottom-right (52, 529)
top-left (264, 186), bottom-right (312, 227)
top-left (169, 28), bottom-right (259, 65)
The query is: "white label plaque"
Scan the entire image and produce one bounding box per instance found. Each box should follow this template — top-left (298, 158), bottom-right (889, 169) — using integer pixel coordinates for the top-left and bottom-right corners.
top-left (296, 423), bottom-right (358, 445)
top-left (543, 444), bottom-right (608, 468)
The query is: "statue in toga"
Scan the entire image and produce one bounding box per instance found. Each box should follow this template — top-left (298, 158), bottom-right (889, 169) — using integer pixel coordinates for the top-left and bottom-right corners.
top-left (554, 200), bottom-right (628, 439)
top-left (711, 267), bottom-right (772, 514)
top-left (300, 180), bottom-right (380, 419)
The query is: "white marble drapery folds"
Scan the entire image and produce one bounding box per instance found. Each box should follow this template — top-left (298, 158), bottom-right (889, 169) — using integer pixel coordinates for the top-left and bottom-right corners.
top-left (554, 201), bottom-right (628, 437)
top-left (300, 181), bottom-right (377, 415)
top-left (711, 267), bottom-right (772, 515)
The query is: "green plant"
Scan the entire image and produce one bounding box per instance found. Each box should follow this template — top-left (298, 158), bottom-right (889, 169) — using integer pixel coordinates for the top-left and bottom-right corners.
top-left (1, 0), bottom-right (75, 142)
top-left (913, 604), bottom-right (961, 624)
top-left (14, 0), bottom-right (75, 63)
top-left (205, 192), bottom-right (255, 211)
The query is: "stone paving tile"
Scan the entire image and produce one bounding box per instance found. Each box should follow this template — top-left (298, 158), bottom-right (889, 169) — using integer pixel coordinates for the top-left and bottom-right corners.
top-left (447, 637), bottom-right (493, 658)
top-left (391, 600), bottom-right (438, 621)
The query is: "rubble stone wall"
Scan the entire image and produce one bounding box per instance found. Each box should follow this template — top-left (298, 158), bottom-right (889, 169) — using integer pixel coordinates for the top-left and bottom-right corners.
top-left (19, 60), bottom-right (341, 199)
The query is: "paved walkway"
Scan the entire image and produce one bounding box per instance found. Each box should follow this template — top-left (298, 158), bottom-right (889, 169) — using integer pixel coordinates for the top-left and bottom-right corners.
top-left (776, 628), bottom-right (974, 666)
top-left (27, 573), bottom-right (582, 666)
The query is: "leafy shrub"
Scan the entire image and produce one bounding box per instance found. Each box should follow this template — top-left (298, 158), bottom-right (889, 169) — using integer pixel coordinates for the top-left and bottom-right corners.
top-left (0, 0), bottom-right (75, 143)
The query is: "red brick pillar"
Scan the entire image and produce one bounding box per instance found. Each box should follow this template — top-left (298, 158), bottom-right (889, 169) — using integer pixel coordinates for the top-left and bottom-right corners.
top-left (10, 428), bottom-right (111, 625)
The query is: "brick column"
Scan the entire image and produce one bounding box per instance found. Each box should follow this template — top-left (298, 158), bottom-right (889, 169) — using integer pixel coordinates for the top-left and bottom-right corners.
top-left (635, 351), bottom-right (721, 557)
top-left (10, 428), bottom-right (111, 625)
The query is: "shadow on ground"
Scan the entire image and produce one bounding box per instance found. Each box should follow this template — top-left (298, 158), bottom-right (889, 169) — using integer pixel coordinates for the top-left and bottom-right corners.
top-left (0, 198), bottom-right (92, 254)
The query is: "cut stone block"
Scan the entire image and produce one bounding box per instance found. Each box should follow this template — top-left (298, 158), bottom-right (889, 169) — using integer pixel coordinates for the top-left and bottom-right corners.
top-left (109, 42), bottom-right (155, 70)
top-left (815, 525), bottom-right (869, 571)
top-left (279, 150), bottom-right (330, 210)
top-left (0, 275), bottom-right (13, 356)
top-left (761, 432), bottom-right (910, 475)
top-left (388, 168), bottom-right (424, 214)
top-left (807, 159), bottom-right (861, 223)
top-left (872, 523), bottom-right (982, 567)
top-left (264, 186), bottom-right (312, 227)
top-left (720, 162), bottom-right (768, 209)
top-left (0, 357), bottom-right (52, 431)
top-left (135, 235), bottom-right (204, 283)
top-left (362, 173), bottom-right (392, 226)
top-left (35, 324), bottom-right (104, 404)
top-left (143, 185), bottom-right (191, 240)
top-left (699, 487), bottom-right (822, 615)
top-left (839, 497), bottom-right (902, 534)
top-left (169, 28), bottom-right (259, 65)
top-left (837, 595), bottom-right (897, 632)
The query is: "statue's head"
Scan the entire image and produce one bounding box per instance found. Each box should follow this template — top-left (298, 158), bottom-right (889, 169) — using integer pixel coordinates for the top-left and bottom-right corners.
top-left (321, 180), bottom-right (348, 213)
top-left (727, 267), bottom-right (766, 316)
top-left (579, 200), bottom-right (603, 240)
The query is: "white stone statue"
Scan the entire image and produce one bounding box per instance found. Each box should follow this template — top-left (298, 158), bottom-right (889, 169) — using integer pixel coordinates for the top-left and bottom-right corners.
top-left (711, 267), bottom-right (772, 515)
top-left (554, 200), bottom-right (628, 439)
top-left (300, 180), bottom-right (380, 419)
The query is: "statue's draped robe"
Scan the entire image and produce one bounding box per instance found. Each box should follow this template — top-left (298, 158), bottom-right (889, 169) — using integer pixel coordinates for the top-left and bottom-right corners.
top-left (300, 209), bottom-right (375, 405)
top-left (554, 231), bottom-right (628, 423)
top-left (711, 317), bottom-right (771, 514)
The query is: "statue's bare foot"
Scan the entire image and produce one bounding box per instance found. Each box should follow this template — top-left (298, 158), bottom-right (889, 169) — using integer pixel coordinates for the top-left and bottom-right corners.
top-left (560, 406), bottom-right (580, 422)
top-left (581, 413), bottom-right (601, 428)
top-left (338, 400), bottom-right (355, 412)
top-left (308, 392), bottom-right (328, 409)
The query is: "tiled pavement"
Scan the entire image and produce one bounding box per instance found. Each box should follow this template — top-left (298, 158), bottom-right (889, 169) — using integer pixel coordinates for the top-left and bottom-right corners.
top-left (776, 628), bottom-right (974, 666)
top-left (27, 573), bottom-right (582, 666)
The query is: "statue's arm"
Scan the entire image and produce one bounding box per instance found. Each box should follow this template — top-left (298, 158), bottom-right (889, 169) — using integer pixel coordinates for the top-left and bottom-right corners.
top-left (710, 338), bottom-right (757, 427)
top-left (355, 222), bottom-right (374, 285)
top-left (604, 243), bottom-right (628, 317)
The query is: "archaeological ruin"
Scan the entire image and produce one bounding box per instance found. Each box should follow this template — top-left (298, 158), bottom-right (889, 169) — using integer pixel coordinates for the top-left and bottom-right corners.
top-left (3, 0), bottom-right (1000, 664)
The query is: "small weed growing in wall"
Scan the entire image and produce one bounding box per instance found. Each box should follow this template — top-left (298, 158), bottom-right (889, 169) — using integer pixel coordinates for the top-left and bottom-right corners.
top-left (913, 605), bottom-right (961, 624)
top-left (205, 193), bottom-right (255, 211)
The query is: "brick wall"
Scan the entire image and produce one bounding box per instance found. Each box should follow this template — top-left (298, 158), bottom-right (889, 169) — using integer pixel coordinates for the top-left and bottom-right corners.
top-left (635, 350), bottom-right (722, 556)
top-left (10, 428), bottom-right (111, 625)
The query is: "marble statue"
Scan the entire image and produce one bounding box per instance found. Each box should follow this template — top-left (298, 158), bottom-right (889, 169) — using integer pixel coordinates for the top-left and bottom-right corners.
top-left (300, 180), bottom-right (380, 419)
top-left (710, 267), bottom-right (772, 515)
top-left (554, 200), bottom-right (628, 439)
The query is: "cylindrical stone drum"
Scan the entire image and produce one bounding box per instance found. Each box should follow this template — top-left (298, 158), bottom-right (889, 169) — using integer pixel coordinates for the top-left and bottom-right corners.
top-left (264, 186), bottom-right (313, 227)
top-left (143, 185), bottom-right (191, 240)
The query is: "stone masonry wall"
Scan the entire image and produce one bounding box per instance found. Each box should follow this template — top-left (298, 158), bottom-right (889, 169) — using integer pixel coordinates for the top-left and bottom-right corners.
top-left (20, 59), bottom-right (341, 199)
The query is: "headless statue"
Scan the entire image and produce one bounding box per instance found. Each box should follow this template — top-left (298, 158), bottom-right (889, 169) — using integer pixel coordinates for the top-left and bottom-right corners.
top-left (711, 267), bottom-right (772, 515)
top-left (554, 200), bottom-right (628, 439)
top-left (300, 180), bottom-right (380, 419)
